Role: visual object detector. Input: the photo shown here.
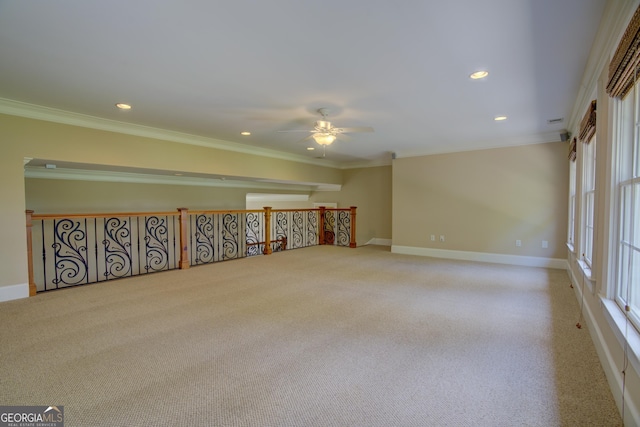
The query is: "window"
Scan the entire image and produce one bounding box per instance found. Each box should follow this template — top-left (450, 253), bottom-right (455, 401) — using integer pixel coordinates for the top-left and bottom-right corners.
top-left (568, 158), bottom-right (576, 248)
top-left (614, 82), bottom-right (640, 331)
top-left (582, 136), bottom-right (596, 267)
top-left (577, 100), bottom-right (597, 269)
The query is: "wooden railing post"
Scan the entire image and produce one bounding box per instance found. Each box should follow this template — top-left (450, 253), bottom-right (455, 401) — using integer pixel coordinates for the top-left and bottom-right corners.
top-left (318, 206), bottom-right (326, 245)
top-left (177, 207), bottom-right (190, 269)
top-left (25, 210), bottom-right (36, 296)
top-left (263, 207), bottom-right (272, 255)
top-left (349, 206), bottom-right (357, 248)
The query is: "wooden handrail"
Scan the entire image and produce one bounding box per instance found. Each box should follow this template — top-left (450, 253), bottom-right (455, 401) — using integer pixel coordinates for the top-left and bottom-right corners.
top-left (247, 237), bottom-right (287, 252)
top-left (246, 238), bottom-right (286, 246)
top-left (270, 208), bottom-right (352, 212)
top-left (31, 211), bottom-right (179, 220)
top-left (31, 207), bottom-right (347, 220)
top-left (189, 209), bottom-right (264, 215)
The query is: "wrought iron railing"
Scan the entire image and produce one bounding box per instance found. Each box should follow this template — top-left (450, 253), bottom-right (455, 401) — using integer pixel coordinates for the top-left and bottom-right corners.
top-left (322, 209), bottom-right (353, 247)
top-left (188, 210), bottom-right (263, 265)
top-left (272, 209), bottom-right (319, 249)
top-left (26, 212), bottom-right (181, 292)
top-left (25, 206), bottom-right (357, 295)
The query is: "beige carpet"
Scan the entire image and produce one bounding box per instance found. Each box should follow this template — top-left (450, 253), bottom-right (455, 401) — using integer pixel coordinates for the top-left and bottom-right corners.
top-left (0, 245), bottom-right (622, 426)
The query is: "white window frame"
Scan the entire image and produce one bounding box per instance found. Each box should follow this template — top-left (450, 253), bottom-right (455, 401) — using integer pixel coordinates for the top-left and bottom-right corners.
top-left (582, 136), bottom-right (597, 268)
top-left (568, 160), bottom-right (577, 250)
top-left (613, 82), bottom-right (640, 332)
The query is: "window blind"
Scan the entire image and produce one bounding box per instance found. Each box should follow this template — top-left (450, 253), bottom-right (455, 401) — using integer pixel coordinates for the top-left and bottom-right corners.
top-left (607, 5), bottom-right (640, 99)
top-left (579, 100), bottom-right (597, 144)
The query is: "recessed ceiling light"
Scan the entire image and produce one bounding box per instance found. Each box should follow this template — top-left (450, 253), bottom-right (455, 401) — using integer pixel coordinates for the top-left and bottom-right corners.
top-left (240, 131), bottom-right (251, 136)
top-left (307, 147), bottom-right (315, 151)
top-left (494, 115), bottom-right (508, 121)
top-left (470, 70), bottom-right (489, 80)
top-left (115, 103), bottom-right (132, 110)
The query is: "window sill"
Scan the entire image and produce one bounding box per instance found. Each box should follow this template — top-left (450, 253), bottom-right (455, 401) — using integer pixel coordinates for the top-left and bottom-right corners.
top-left (577, 259), bottom-right (592, 280)
top-left (601, 298), bottom-right (640, 377)
top-left (574, 259), bottom-right (595, 294)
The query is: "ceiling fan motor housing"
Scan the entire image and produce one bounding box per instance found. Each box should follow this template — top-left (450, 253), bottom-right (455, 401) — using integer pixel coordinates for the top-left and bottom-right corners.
top-left (316, 120), bottom-right (332, 130)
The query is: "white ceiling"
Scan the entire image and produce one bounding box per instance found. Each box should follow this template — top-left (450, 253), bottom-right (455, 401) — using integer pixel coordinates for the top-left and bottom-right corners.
top-left (0, 0), bottom-right (607, 165)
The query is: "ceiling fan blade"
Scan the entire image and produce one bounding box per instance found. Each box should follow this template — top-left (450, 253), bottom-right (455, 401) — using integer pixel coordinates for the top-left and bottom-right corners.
top-left (277, 129), bottom-right (314, 133)
top-left (335, 126), bottom-right (374, 133)
top-left (296, 134), bottom-right (314, 143)
top-left (336, 133), bottom-right (352, 142)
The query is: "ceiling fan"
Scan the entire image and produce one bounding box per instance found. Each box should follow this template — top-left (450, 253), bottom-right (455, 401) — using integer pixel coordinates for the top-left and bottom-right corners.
top-left (278, 108), bottom-right (374, 146)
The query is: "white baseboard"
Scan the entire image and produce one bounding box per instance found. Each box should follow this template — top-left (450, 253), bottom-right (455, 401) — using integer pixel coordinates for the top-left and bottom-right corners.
top-left (391, 245), bottom-right (567, 269)
top-left (0, 283), bottom-right (29, 302)
top-left (567, 266), bottom-right (640, 426)
top-left (365, 238), bottom-right (392, 246)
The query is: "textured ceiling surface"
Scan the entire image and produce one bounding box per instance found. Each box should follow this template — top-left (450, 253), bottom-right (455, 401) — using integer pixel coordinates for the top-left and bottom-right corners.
top-left (0, 1), bottom-right (607, 164)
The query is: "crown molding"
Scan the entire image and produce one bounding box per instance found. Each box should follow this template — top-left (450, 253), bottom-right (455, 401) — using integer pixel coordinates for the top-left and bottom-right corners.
top-left (0, 97), bottom-right (344, 169)
top-left (392, 131), bottom-right (561, 159)
top-left (341, 155), bottom-right (393, 169)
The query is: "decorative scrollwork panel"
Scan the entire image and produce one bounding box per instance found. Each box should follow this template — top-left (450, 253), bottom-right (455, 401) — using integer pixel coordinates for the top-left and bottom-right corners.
top-left (245, 212), bottom-right (264, 256)
top-left (274, 211), bottom-right (289, 242)
top-left (336, 210), bottom-right (351, 247)
top-left (103, 217), bottom-right (133, 279)
top-left (51, 218), bottom-right (89, 288)
top-left (324, 210), bottom-right (336, 245)
top-left (271, 210), bottom-right (319, 250)
top-left (221, 213), bottom-right (242, 260)
top-left (194, 214), bottom-right (215, 265)
top-left (33, 215), bottom-right (180, 292)
top-left (307, 210), bottom-right (319, 246)
top-left (144, 216), bottom-right (170, 272)
top-left (189, 213), bottom-right (247, 265)
top-left (291, 211), bottom-right (304, 248)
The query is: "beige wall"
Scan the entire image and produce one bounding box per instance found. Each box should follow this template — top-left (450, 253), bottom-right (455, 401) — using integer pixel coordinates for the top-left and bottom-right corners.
top-left (0, 146), bottom-right (29, 290)
top-left (25, 179), bottom-right (252, 213)
top-left (310, 166), bottom-right (392, 245)
top-left (392, 142), bottom-right (568, 259)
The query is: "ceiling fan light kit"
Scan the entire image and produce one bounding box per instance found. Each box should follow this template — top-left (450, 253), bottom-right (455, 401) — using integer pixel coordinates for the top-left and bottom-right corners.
top-left (312, 133), bottom-right (336, 145)
top-left (278, 108), bottom-right (374, 150)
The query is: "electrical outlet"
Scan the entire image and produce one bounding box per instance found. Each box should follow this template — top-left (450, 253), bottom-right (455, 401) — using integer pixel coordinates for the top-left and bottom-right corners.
top-left (439, 235), bottom-right (445, 242)
top-left (430, 235), bottom-right (435, 242)
top-left (542, 240), bottom-right (548, 248)
top-left (515, 240), bottom-right (522, 247)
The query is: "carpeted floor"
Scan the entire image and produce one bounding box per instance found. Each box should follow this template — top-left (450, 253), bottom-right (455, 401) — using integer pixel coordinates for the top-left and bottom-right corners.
top-left (0, 245), bottom-right (622, 426)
